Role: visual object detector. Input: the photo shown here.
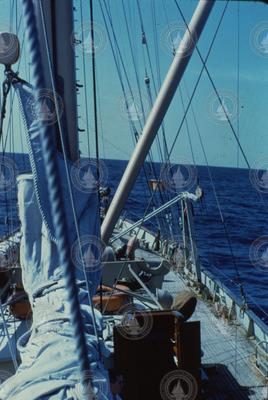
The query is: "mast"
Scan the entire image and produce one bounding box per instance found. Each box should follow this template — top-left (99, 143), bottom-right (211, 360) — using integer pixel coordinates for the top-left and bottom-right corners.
top-left (33, 0), bottom-right (79, 161)
top-left (101, 0), bottom-right (215, 244)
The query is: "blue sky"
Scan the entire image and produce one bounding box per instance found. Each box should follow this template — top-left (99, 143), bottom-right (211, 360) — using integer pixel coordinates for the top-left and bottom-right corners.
top-left (1, 0), bottom-right (268, 168)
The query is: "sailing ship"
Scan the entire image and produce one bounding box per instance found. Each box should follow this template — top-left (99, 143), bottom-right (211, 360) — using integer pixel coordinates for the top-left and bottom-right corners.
top-left (0, 0), bottom-right (267, 399)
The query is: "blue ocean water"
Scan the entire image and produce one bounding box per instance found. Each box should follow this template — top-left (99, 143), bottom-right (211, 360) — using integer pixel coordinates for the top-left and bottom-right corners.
top-left (1, 154), bottom-right (268, 323)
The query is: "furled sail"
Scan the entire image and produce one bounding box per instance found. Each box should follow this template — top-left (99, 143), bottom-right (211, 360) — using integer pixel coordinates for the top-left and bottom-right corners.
top-left (0, 81), bottom-right (111, 399)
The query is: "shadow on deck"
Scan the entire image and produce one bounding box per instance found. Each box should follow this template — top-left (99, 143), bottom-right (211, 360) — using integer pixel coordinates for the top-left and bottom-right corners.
top-left (203, 363), bottom-right (267, 400)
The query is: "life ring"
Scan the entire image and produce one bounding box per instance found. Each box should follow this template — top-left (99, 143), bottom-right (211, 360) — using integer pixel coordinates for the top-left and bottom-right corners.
top-left (93, 284), bottom-right (131, 313)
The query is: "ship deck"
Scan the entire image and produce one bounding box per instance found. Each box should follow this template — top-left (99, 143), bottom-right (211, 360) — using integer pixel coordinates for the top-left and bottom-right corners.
top-left (162, 269), bottom-right (267, 400)
top-left (114, 222), bottom-right (268, 399)
top-left (0, 229), bottom-right (266, 399)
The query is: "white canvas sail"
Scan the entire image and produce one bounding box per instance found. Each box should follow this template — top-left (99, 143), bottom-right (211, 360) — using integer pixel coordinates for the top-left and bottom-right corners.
top-left (0, 80), bottom-right (112, 399)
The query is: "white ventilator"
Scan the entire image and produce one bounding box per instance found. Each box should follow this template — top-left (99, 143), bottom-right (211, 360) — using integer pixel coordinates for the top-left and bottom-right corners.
top-left (0, 32), bottom-right (20, 66)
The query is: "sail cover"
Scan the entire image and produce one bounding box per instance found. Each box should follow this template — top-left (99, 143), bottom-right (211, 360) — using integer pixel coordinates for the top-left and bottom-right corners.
top-left (0, 81), bottom-right (112, 399)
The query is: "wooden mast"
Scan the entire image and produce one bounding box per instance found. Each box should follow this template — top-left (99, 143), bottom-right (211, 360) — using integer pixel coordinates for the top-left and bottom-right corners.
top-left (33, 0), bottom-right (79, 162)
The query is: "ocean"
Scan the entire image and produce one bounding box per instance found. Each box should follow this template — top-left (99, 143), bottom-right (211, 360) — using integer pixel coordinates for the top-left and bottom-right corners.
top-left (1, 154), bottom-right (268, 324)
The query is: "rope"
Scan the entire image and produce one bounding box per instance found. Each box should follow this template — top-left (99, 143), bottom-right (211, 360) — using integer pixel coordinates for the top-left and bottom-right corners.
top-left (38, 1), bottom-right (101, 355)
top-left (122, 0), bottom-right (146, 125)
top-left (0, 70), bottom-right (13, 143)
top-left (89, 0), bottom-right (100, 166)
top-left (98, 0), bottom-right (145, 169)
top-left (89, 0), bottom-right (104, 316)
top-left (183, 79), bottom-right (244, 288)
top-left (172, 0), bottom-right (253, 175)
top-left (102, 0), bottom-right (143, 133)
top-left (174, 0), bottom-right (268, 303)
top-left (2, 14), bottom-right (24, 154)
top-left (152, 1), bottom-right (169, 160)
top-left (151, 0), bottom-right (176, 235)
top-left (96, 79), bottom-right (106, 159)
top-left (103, 0), bottom-right (161, 190)
top-left (21, 0), bottom-right (94, 394)
top-left (135, 0), bottom-right (168, 167)
top-left (0, 0), bottom-right (24, 239)
top-left (167, 0), bottom-right (229, 159)
top-left (101, 0), bottom-right (169, 231)
top-left (178, 87), bottom-right (196, 166)
top-left (0, 298), bottom-right (18, 370)
top-left (236, 2), bottom-right (240, 168)
top-left (235, 4), bottom-right (240, 377)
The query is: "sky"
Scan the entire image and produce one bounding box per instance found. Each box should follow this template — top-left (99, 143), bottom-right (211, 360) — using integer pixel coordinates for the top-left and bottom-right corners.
top-left (1, 0), bottom-right (268, 168)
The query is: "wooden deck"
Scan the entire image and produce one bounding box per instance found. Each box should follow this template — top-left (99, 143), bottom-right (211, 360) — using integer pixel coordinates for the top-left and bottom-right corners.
top-left (162, 269), bottom-right (267, 399)
top-left (116, 218), bottom-right (268, 399)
